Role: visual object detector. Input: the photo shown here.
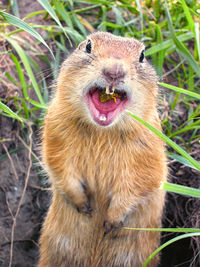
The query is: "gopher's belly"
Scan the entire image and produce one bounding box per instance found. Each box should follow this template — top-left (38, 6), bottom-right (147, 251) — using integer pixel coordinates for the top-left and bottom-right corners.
top-left (39, 189), bottom-right (164, 267)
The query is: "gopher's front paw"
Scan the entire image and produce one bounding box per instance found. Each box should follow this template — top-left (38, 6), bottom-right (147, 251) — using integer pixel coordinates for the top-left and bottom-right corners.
top-left (63, 178), bottom-right (94, 217)
top-left (103, 220), bottom-right (124, 236)
top-left (76, 200), bottom-right (93, 217)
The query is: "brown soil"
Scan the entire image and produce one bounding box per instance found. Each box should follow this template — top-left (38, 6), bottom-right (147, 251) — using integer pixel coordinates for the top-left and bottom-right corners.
top-left (0, 115), bottom-right (50, 267)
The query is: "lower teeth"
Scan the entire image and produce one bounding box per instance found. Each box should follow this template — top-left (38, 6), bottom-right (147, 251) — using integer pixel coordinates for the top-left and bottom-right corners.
top-left (99, 114), bottom-right (106, 121)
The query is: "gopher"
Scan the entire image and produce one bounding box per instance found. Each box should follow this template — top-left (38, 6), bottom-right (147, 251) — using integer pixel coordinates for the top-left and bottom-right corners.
top-left (38, 32), bottom-right (167, 267)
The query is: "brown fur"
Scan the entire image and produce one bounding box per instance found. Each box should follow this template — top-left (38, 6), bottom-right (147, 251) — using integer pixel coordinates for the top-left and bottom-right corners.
top-left (38, 32), bottom-right (167, 267)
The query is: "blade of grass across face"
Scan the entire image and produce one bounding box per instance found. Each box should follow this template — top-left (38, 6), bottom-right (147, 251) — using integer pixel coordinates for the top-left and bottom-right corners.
top-left (161, 181), bottom-right (200, 198)
top-left (0, 11), bottom-right (54, 59)
top-left (126, 111), bottom-right (200, 171)
top-left (142, 233), bottom-right (200, 267)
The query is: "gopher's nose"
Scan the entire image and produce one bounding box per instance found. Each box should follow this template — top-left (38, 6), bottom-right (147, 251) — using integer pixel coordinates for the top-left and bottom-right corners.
top-left (102, 64), bottom-right (125, 83)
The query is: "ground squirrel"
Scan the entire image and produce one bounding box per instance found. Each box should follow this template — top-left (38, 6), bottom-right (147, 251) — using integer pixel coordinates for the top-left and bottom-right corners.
top-left (38, 32), bottom-right (167, 267)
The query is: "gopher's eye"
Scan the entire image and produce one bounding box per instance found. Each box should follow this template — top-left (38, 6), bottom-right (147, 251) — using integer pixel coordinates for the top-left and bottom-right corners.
top-left (139, 50), bottom-right (145, 63)
top-left (86, 39), bottom-right (92, 53)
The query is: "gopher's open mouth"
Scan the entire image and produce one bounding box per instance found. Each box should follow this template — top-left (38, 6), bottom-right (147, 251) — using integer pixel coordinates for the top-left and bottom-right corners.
top-left (85, 85), bottom-right (129, 126)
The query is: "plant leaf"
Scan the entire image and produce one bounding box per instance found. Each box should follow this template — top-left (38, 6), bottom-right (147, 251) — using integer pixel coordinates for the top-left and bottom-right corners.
top-left (158, 82), bottom-right (200, 100)
top-left (0, 11), bottom-right (54, 59)
top-left (126, 110), bottom-right (200, 171)
top-left (37, 0), bottom-right (68, 38)
top-left (168, 152), bottom-right (198, 170)
top-left (0, 101), bottom-right (23, 122)
top-left (5, 35), bottom-right (44, 104)
top-left (164, 0), bottom-right (200, 77)
top-left (161, 181), bottom-right (200, 198)
top-left (145, 32), bottom-right (193, 56)
top-left (142, 233), bottom-right (200, 267)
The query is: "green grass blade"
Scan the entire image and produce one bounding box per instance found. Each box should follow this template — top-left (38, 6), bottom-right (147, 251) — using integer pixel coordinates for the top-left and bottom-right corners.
top-left (74, 4), bottom-right (101, 14)
top-left (135, 0), bottom-right (143, 31)
top-left (71, 10), bottom-right (87, 36)
top-left (5, 35), bottom-right (44, 104)
top-left (53, 0), bottom-right (73, 29)
top-left (180, 0), bottom-right (195, 33)
top-left (161, 181), bottom-right (200, 198)
top-left (195, 22), bottom-right (200, 61)
top-left (169, 122), bottom-right (200, 139)
top-left (27, 98), bottom-right (47, 109)
top-left (9, 53), bottom-right (28, 98)
top-left (103, 22), bottom-right (123, 30)
top-left (142, 233), bottom-right (200, 267)
top-left (4, 72), bottom-right (17, 86)
top-left (126, 110), bottom-right (200, 171)
top-left (11, 0), bottom-right (19, 17)
top-left (23, 10), bottom-right (46, 20)
top-left (164, 0), bottom-right (200, 77)
top-left (145, 32), bottom-right (193, 56)
top-left (0, 11), bottom-right (54, 59)
top-left (155, 24), bottom-right (165, 76)
top-left (174, 39), bottom-right (200, 77)
top-left (0, 147), bottom-right (23, 160)
top-left (76, 0), bottom-right (111, 6)
top-left (0, 101), bottom-right (23, 122)
top-left (158, 82), bottom-right (200, 99)
top-left (168, 152), bottom-right (198, 170)
top-left (37, 0), bottom-right (67, 37)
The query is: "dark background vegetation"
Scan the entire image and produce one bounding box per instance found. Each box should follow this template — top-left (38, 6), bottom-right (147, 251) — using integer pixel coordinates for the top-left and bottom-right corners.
top-left (0, 0), bottom-right (199, 266)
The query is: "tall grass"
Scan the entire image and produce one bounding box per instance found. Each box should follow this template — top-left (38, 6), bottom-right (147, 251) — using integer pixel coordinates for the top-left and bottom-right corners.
top-left (0, 0), bottom-right (199, 265)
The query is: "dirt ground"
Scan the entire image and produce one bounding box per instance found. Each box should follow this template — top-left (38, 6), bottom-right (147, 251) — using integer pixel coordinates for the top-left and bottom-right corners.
top-left (0, 1), bottom-right (200, 267)
top-left (0, 116), bottom-right (50, 267)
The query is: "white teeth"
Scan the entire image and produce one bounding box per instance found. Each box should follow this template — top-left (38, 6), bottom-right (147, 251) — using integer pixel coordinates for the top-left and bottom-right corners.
top-left (99, 114), bottom-right (107, 121)
top-left (106, 85), bottom-right (109, 94)
top-left (106, 85), bottom-right (115, 95)
top-left (110, 85), bottom-right (115, 95)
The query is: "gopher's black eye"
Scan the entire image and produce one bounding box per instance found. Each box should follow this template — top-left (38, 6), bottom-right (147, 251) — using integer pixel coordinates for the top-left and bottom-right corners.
top-left (86, 39), bottom-right (92, 53)
top-left (139, 50), bottom-right (145, 63)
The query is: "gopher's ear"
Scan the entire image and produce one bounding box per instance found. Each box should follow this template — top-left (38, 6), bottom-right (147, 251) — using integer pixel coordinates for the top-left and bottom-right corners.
top-left (78, 40), bottom-right (87, 50)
